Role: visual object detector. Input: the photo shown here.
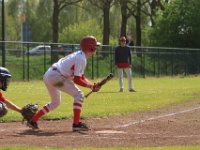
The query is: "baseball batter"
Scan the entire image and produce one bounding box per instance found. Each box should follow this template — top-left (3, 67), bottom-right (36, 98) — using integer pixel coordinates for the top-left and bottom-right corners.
top-left (27, 36), bottom-right (101, 131)
top-left (0, 67), bottom-right (22, 117)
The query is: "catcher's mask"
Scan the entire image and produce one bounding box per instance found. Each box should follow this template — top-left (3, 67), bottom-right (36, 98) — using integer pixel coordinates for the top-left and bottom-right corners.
top-left (80, 36), bottom-right (101, 53)
top-left (0, 67), bottom-right (11, 91)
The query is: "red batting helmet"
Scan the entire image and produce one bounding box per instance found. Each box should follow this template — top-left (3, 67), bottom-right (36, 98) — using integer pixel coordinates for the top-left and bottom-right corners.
top-left (80, 36), bottom-right (101, 53)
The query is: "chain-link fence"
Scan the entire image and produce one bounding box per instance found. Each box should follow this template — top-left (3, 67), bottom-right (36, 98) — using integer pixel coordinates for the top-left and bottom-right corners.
top-left (0, 41), bottom-right (200, 81)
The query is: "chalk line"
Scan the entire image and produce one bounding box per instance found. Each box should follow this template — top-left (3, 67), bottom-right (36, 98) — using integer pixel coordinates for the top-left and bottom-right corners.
top-left (115, 106), bottom-right (200, 128)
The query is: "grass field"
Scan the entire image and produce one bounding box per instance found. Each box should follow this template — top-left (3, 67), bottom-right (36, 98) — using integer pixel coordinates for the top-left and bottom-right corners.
top-left (1, 76), bottom-right (200, 150)
top-left (1, 76), bottom-right (200, 122)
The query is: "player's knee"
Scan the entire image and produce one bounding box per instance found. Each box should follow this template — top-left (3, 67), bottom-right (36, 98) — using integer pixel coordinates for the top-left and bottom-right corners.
top-left (48, 100), bottom-right (61, 110)
top-left (74, 90), bottom-right (84, 102)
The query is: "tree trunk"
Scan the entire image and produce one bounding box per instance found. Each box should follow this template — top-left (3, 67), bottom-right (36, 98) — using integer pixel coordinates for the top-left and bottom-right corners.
top-left (135, 0), bottom-right (141, 47)
top-left (120, 0), bottom-right (127, 36)
top-left (103, 4), bottom-right (110, 45)
top-left (135, 0), bottom-right (142, 58)
top-left (52, 0), bottom-right (60, 63)
top-left (135, 16), bottom-right (141, 46)
top-left (102, 3), bottom-right (110, 57)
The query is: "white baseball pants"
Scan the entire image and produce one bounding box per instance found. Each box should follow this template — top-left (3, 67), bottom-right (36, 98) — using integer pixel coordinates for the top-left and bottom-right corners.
top-left (43, 67), bottom-right (83, 111)
top-left (117, 68), bottom-right (134, 90)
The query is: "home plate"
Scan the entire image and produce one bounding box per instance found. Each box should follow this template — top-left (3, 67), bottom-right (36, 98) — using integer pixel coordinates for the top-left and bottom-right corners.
top-left (95, 130), bottom-right (126, 134)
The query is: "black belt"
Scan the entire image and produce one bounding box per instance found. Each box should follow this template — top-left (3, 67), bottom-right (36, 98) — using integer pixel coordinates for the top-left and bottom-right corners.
top-left (52, 67), bottom-right (58, 71)
top-left (51, 67), bottom-right (71, 79)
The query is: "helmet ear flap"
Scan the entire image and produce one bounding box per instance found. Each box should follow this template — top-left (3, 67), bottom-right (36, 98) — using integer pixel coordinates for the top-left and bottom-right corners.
top-left (0, 77), bottom-right (10, 91)
top-left (0, 67), bottom-right (11, 91)
top-left (90, 46), bottom-right (96, 52)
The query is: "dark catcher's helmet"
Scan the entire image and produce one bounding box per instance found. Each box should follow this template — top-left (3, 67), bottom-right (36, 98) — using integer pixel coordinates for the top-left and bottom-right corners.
top-left (0, 67), bottom-right (11, 91)
top-left (80, 36), bottom-right (101, 53)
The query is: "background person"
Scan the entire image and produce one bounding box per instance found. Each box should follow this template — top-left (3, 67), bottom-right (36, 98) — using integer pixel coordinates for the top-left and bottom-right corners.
top-left (0, 67), bottom-right (22, 117)
top-left (27, 36), bottom-right (101, 131)
top-left (115, 36), bottom-right (135, 92)
top-left (125, 34), bottom-right (135, 47)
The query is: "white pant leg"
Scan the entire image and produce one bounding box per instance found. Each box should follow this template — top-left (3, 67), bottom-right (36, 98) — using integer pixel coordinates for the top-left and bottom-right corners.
top-left (58, 79), bottom-right (83, 103)
top-left (43, 69), bottom-right (61, 111)
top-left (44, 68), bottom-right (83, 110)
top-left (117, 68), bottom-right (124, 89)
top-left (124, 68), bottom-right (133, 90)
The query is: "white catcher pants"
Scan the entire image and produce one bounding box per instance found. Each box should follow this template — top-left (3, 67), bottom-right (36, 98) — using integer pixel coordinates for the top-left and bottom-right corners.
top-left (117, 68), bottom-right (134, 90)
top-left (43, 67), bottom-right (83, 111)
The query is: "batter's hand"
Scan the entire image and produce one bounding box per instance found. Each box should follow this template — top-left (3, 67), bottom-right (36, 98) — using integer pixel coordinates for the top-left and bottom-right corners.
top-left (92, 83), bottom-right (101, 92)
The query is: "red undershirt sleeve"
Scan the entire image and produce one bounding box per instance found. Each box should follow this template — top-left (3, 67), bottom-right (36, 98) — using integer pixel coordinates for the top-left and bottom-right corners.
top-left (74, 75), bottom-right (92, 88)
top-left (0, 92), bottom-right (6, 102)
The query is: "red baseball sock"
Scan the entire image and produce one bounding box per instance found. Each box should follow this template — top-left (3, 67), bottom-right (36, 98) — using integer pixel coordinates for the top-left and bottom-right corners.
top-left (73, 109), bottom-right (81, 125)
top-left (32, 105), bottom-right (49, 122)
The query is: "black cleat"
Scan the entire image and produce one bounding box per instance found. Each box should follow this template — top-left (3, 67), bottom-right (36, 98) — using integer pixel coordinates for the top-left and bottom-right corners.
top-left (119, 88), bottom-right (124, 92)
top-left (27, 121), bottom-right (39, 129)
top-left (72, 122), bottom-right (90, 132)
top-left (129, 89), bottom-right (136, 92)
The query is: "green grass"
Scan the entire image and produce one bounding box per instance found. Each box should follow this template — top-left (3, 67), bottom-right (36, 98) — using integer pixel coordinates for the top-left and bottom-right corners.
top-left (1, 76), bottom-right (200, 122)
top-left (1, 76), bottom-right (200, 150)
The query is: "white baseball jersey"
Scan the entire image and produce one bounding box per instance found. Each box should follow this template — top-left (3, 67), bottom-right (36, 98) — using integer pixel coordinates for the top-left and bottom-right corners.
top-left (52, 50), bottom-right (87, 77)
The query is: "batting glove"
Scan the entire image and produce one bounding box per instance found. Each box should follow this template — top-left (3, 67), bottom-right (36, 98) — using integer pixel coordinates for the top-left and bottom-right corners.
top-left (92, 83), bottom-right (101, 92)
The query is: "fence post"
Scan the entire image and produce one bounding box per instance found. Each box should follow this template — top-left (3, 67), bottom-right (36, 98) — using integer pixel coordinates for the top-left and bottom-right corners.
top-left (157, 49), bottom-right (160, 77)
top-left (96, 51), bottom-right (99, 78)
top-left (43, 43), bottom-right (45, 74)
top-left (27, 43), bottom-right (30, 81)
top-left (110, 46), bottom-right (113, 74)
top-left (140, 50), bottom-right (143, 77)
top-left (171, 49), bottom-right (173, 76)
top-left (1, 0), bottom-right (5, 67)
top-left (50, 43), bottom-right (53, 65)
top-left (198, 51), bottom-right (200, 74)
top-left (112, 46), bottom-right (116, 76)
top-left (143, 48), bottom-right (145, 78)
top-left (184, 50), bottom-right (187, 76)
top-left (22, 44), bottom-right (25, 80)
top-left (153, 51), bottom-right (156, 76)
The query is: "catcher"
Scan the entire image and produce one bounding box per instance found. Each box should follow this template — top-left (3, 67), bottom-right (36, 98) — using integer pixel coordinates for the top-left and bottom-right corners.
top-left (0, 66), bottom-right (38, 124)
top-left (0, 67), bottom-right (22, 118)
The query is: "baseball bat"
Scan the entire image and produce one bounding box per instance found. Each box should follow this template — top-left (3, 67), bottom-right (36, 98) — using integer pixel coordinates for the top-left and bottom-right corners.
top-left (84, 73), bottom-right (114, 98)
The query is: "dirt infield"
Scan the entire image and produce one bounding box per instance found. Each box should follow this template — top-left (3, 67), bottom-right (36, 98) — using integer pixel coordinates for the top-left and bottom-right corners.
top-left (1, 100), bottom-right (200, 148)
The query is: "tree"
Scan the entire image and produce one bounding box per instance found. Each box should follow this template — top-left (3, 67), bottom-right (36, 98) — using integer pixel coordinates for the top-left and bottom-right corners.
top-left (149, 0), bottom-right (200, 74)
top-left (88, 0), bottom-right (115, 45)
top-left (52, 0), bottom-right (82, 62)
top-left (6, 0), bottom-right (21, 41)
top-left (31, 0), bottom-right (52, 42)
top-left (119, 0), bottom-right (131, 37)
top-left (126, 0), bottom-right (166, 47)
top-left (148, 0), bottom-right (165, 26)
top-left (149, 0), bottom-right (200, 48)
top-left (59, 19), bottom-right (102, 43)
